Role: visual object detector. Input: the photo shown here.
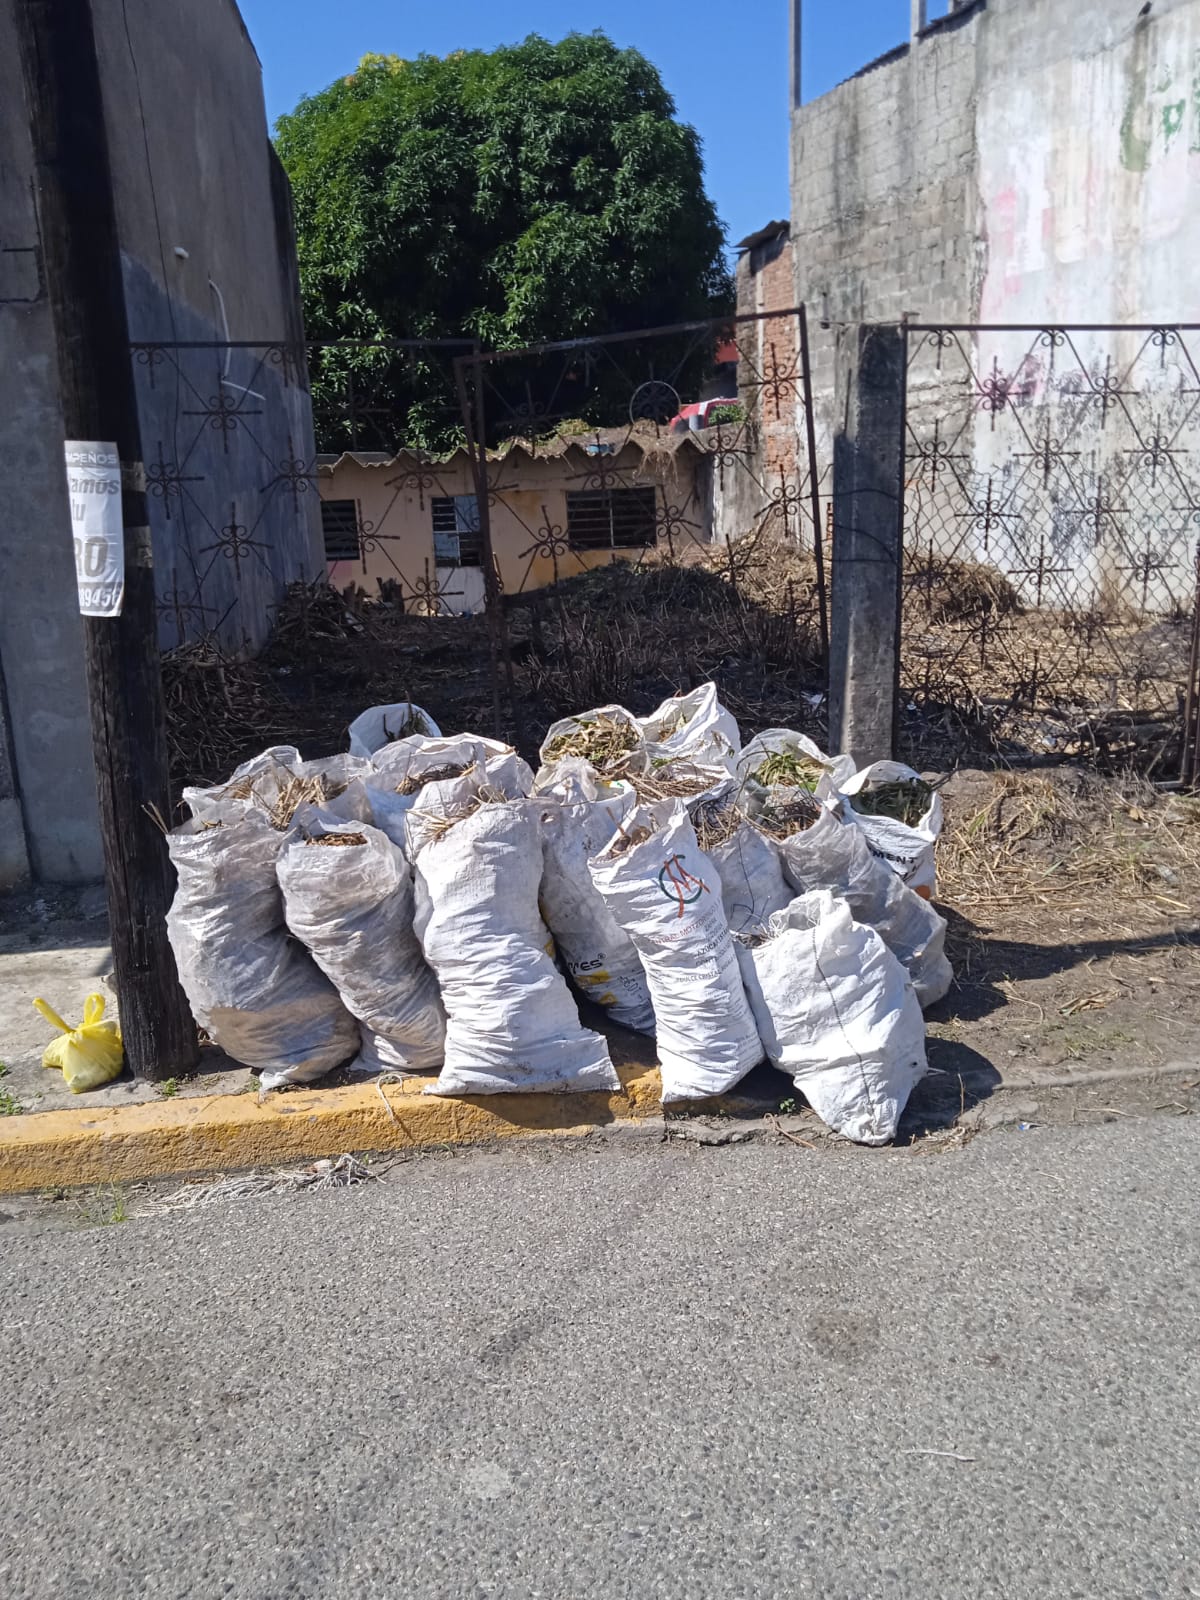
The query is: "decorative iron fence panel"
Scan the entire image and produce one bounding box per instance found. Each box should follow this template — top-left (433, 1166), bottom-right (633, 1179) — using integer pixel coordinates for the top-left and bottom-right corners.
top-left (455, 309), bottom-right (831, 744)
top-left (901, 323), bottom-right (1200, 779)
top-left (136, 318), bottom-right (833, 776)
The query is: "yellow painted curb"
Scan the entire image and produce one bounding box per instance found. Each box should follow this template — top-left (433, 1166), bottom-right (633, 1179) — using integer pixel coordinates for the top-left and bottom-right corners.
top-left (0, 1063), bottom-right (673, 1194)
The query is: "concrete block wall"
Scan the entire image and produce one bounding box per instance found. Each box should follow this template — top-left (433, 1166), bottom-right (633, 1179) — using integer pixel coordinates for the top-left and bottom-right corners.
top-left (790, 9), bottom-right (982, 443)
top-left (790, 0), bottom-right (1200, 611)
top-left (792, 0), bottom-right (1200, 422)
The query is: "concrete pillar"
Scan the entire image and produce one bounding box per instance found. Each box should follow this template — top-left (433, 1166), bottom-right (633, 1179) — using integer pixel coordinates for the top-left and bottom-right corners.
top-left (829, 324), bottom-right (905, 766)
top-left (911, 0), bottom-right (927, 39)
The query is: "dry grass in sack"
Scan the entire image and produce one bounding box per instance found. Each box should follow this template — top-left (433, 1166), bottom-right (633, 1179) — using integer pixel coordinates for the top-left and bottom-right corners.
top-left (623, 762), bottom-right (723, 804)
top-left (270, 774), bottom-right (349, 831)
top-left (754, 791), bottom-right (824, 839)
top-left (847, 777), bottom-right (935, 829)
top-left (543, 713), bottom-right (641, 769)
top-left (411, 785), bottom-right (514, 846)
top-left (693, 799), bottom-right (747, 854)
top-left (393, 760), bottom-right (475, 797)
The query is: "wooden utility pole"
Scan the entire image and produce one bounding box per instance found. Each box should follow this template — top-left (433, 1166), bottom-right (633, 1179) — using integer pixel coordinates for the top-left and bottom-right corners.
top-left (16, 0), bottom-right (199, 1078)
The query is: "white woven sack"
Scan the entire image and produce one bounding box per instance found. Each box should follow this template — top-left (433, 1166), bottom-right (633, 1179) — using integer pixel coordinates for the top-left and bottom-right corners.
top-left (738, 890), bottom-right (927, 1145)
top-left (707, 821), bottom-right (791, 938)
top-left (779, 807), bottom-right (952, 1008)
top-left (409, 777), bottom-right (617, 1096)
top-left (277, 813), bottom-right (445, 1075)
top-left (838, 760), bottom-right (943, 898)
top-left (535, 759), bottom-right (655, 1034)
top-left (537, 703), bottom-right (646, 774)
top-left (366, 735), bottom-right (525, 850)
top-left (348, 701), bottom-right (443, 758)
top-left (736, 728), bottom-right (855, 810)
top-left (639, 682), bottom-right (741, 772)
top-left (166, 806), bottom-right (360, 1087)
top-left (589, 800), bottom-right (762, 1102)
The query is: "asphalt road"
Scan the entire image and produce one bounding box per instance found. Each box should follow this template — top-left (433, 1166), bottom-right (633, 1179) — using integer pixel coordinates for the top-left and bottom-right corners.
top-left (2, 1119), bottom-right (1199, 1599)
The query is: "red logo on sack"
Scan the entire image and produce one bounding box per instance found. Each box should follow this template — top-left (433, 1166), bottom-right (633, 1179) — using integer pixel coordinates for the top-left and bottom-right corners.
top-left (656, 854), bottom-right (708, 918)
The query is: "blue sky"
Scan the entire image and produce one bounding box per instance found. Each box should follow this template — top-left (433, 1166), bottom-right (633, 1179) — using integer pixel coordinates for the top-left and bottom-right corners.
top-left (237, 0), bottom-right (933, 251)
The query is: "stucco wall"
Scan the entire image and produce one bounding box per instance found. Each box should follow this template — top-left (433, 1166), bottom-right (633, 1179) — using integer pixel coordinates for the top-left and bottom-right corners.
top-left (0, 0), bottom-right (317, 883)
top-left (0, 0), bottom-right (102, 882)
top-left (321, 445), bottom-right (710, 607)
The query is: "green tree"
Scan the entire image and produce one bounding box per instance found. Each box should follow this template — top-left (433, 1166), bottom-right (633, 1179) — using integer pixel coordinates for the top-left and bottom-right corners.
top-left (275, 33), bottom-right (731, 449)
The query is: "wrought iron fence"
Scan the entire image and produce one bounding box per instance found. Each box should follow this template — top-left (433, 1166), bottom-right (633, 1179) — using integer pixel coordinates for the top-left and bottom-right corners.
top-left (135, 315), bottom-right (833, 767)
top-left (127, 336), bottom-right (471, 652)
top-left (901, 323), bottom-right (1200, 781)
top-left (450, 308), bottom-right (830, 742)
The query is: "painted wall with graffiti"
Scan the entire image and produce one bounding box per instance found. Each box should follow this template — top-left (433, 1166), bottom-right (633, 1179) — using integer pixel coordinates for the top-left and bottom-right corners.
top-left (977, 5), bottom-right (1200, 327)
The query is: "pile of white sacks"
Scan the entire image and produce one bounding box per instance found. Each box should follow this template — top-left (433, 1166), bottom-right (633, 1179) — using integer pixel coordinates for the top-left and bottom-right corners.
top-left (165, 684), bottom-right (952, 1144)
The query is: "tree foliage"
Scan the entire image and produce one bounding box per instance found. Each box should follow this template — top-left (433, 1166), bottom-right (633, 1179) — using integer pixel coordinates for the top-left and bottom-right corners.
top-left (275, 33), bottom-right (731, 449)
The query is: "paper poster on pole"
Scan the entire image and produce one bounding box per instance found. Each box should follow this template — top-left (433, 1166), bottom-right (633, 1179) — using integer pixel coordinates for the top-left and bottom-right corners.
top-left (64, 441), bottom-right (124, 617)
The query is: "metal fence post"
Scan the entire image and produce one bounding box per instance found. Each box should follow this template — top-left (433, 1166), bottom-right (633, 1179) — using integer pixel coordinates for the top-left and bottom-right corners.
top-left (828, 323), bottom-right (906, 765)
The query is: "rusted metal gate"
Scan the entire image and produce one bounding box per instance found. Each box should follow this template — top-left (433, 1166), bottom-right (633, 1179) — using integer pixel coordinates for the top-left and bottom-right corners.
top-left (900, 322), bottom-right (1200, 782)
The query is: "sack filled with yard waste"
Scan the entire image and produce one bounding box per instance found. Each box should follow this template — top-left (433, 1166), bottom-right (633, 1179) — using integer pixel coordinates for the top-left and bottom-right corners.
top-left (185, 748), bottom-right (373, 832)
top-left (638, 682), bottom-right (741, 772)
top-left (166, 797), bottom-right (360, 1088)
top-left (778, 806), bottom-right (952, 1009)
top-left (277, 812), bottom-right (445, 1075)
top-left (837, 759), bottom-right (943, 898)
top-left (589, 799), bottom-right (763, 1102)
top-left (736, 728), bottom-right (854, 814)
top-left (534, 758), bottom-right (655, 1034)
top-left (182, 744), bottom-right (302, 822)
top-left (692, 801), bottom-right (791, 939)
top-left (625, 757), bottom-right (736, 817)
top-left (347, 700), bottom-right (443, 759)
top-left (407, 763), bottom-right (618, 1097)
top-left (737, 890), bottom-right (927, 1145)
top-left (538, 703), bottom-right (646, 779)
top-left (366, 733), bottom-right (531, 852)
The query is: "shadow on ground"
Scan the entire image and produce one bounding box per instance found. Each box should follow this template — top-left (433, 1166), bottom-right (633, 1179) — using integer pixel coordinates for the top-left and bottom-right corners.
top-left (931, 908), bottom-right (1200, 1025)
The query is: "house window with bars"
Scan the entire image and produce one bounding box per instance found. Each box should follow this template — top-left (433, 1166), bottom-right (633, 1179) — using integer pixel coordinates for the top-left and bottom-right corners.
top-left (431, 495), bottom-right (483, 567)
top-left (320, 498), bottom-right (360, 561)
top-left (565, 487), bottom-right (658, 551)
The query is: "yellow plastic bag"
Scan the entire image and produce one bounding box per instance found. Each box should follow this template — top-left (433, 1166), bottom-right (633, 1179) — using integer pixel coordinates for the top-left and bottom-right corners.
top-left (33, 994), bottom-right (124, 1093)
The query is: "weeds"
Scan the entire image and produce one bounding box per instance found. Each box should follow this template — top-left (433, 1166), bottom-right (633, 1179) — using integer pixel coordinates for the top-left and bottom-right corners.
top-left (70, 1184), bottom-right (129, 1226)
top-left (0, 1062), bottom-right (21, 1116)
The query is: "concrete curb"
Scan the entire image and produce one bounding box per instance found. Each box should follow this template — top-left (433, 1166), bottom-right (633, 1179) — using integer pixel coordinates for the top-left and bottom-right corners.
top-left (2, 1055), bottom-right (1195, 1195)
top-left (0, 1063), bottom-right (681, 1193)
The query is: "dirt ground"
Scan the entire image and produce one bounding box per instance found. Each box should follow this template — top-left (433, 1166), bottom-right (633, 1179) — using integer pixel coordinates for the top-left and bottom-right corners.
top-left (928, 766), bottom-right (1200, 1085)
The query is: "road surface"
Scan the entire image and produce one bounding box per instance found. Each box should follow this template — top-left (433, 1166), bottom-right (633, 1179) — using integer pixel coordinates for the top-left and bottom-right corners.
top-left (2, 1118), bottom-right (1198, 1598)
